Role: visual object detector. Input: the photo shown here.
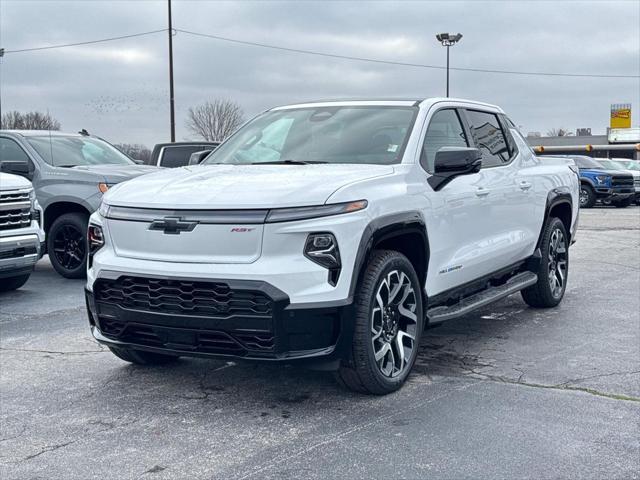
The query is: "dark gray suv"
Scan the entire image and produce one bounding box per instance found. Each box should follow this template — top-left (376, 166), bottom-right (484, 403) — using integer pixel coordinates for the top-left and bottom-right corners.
top-left (0, 130), bottom-right (157, 278)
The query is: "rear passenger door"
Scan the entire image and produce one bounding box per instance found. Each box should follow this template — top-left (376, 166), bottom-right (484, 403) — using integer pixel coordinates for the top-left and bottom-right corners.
top-left (462, 109), bottom-right (535, 269)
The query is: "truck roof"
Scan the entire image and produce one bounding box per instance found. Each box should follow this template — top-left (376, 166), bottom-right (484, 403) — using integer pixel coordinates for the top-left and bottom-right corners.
top-left (0, 130), bottom-right (83, 137)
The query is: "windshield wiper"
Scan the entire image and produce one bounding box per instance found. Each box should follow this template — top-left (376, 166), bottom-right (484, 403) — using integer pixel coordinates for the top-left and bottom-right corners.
top-left (55, 164), bottom-right (79, 168)
top-left (250, 159), bottom-right (328, 165)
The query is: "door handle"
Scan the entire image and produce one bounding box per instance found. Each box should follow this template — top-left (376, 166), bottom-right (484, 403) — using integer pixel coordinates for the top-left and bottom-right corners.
top-left (475, 187), bottom-right (490, 197)
top-left (519, 181), bottom-right (532, 191)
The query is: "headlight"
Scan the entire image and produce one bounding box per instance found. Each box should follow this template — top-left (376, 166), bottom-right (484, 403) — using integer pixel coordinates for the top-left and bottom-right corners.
top-left (304, 232), bottom-right (341, 286)
top-left (266, 200), bottom-right (367, 223)
top-left (87, 223), bottom-right (105, 269)
top-left (98, 202), bottom-right (110, 217)
top-left (594, 175), bottom-right (609, 185)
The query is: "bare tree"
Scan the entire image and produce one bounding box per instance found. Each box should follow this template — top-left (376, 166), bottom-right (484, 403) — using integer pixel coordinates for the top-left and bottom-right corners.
top-left (185, 99), bottom-right (244, 142)
top-left (546, 127), bottom-right (574, 137)
top-left (1, 111), bottom-right (61, 130)
top-left (115, 143), bottom-right (151, 162)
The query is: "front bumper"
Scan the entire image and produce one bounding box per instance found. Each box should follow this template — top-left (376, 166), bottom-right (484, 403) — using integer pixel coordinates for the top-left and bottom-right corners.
top-left (85, 275), bottom-right (354, 364)
top-left (0, 233), bottom-right (41, 279)
top-left (595, 187), bottom-right (635, 202)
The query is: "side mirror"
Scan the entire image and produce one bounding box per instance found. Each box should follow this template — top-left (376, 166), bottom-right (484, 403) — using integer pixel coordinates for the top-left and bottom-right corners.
top-left (188, 150), bottom-right (212, 166)
top-left (0, 160), bottom-right (32, 178)
top-left (428, 147), bottom-right (482, 191)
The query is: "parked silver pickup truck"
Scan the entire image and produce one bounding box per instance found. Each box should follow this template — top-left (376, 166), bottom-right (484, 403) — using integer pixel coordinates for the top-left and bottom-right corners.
top-left (0, 172), bottom-right (45, 292)
top-left (0, 130), bottom-right (156, 279)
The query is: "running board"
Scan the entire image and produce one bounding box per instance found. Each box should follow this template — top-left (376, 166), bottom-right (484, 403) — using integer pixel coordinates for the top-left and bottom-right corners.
top-left (427, 271), bottom-right (538, 324)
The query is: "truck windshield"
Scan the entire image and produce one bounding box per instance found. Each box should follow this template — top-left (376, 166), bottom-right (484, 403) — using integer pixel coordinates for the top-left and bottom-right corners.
top-left (203, 105), bottom-right (418, 166)
top-left (573, 156), bottom-right (605, 169)
top-left (26, 136), bottom-right (134, 167)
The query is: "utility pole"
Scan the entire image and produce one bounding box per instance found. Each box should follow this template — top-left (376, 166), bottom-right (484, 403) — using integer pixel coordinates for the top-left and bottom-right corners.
top-left (435, 33), bottom-right (463, 98)
top-left (0, 48), bottom-right (4, 126)
top-left (168, 0), bottom-right (175, 142)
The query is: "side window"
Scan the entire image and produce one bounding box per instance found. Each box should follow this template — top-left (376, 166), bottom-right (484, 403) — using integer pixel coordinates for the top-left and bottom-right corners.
top-left (421, 109), bottom-right (468, 173)
top-left (0, 137), bottom-right (30, 163)
top-left (464, 110), bottom-right (511, 168)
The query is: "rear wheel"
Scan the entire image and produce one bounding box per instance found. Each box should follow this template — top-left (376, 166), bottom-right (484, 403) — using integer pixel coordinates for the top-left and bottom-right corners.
top-left (522, 217), bottom-right (568, 308)
top-left (579, 184), bottom-right (596, 208)
top-left (108, 346), bottom-right (179, 365)
top-left (47, 212), bottom-right (88, 279)
top-left (337, 250), bottom-right (423, 395)
top-left (0, 274), bottom-right (31, 292)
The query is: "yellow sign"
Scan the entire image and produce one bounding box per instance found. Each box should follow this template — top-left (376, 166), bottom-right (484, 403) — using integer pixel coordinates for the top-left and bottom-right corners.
top-left (611, 103), bottom-right (631, 129)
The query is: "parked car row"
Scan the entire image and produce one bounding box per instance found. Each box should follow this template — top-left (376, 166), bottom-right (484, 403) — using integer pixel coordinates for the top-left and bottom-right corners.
top-left (552, 155), bottom-right (638, 208)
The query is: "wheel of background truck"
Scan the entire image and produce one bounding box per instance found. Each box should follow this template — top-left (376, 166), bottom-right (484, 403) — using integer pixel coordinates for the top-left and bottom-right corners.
top-left (108, 346), bottom-right (180, 365)
top-left (522, 217), bottom-right (569, 308)
top-left (613, 198), bottom-right (632, 208)
top-left (47, 212), bottom-right (88, 279)
top-left (579, 184), bottom-right (596, 208)
top-left (337, 250), bottom-right (423, 395)
top-left (0, 274), bottom-right (31, 293)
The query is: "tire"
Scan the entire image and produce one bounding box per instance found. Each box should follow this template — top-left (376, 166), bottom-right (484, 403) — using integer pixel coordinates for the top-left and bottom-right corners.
top-left (47, 212), bottom-right (89, 279)
top-left (337, 250), bottom-right (423, 395)
top-left (108, 346), bottom-right (179, 365)
top-left (579, 184), bottom-right (596, 208)
top-left (613, 198), bottom-right (632, 208)
top-left (522, 217), bottom-right (569, 308)
top-left (0, 274), bottom-right (31, 292)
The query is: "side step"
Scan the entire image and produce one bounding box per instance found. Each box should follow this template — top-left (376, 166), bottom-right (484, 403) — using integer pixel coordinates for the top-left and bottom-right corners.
top-left (427, 271), bottom-right (538, 324)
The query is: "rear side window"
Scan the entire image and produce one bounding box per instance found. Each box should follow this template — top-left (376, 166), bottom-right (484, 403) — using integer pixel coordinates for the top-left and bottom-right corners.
top-left (421, 109), bottom-right (468, 173)
top-left (160, 146), bottom-right (206, 167)
top-left (0, 137), bottom-right (30, 163)
top-left (464, 110), bottom-right (511, 168)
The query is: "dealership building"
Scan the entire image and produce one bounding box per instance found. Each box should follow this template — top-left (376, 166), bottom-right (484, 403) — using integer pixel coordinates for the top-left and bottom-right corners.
top-left (526, 104), bottom-right (640, 160)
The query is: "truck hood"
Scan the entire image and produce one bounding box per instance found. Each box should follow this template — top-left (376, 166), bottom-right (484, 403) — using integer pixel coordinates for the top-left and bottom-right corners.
top-left (69, 164), bottom-right (158, 184)
top-left (0, 172), bottom-right (32, 190)
top-left (579, 168), bottom-right (630, 177)
top-left (104, 163), bottom-right (395, 209)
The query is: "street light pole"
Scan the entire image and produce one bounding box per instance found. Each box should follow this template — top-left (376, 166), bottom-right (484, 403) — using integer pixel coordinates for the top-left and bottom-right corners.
top-left (436, 33), bottom-right (463, 98)
top-left (168, 0), bottom-right (175, 142)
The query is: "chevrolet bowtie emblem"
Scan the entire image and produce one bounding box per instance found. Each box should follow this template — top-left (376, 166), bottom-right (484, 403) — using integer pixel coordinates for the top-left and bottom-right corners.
top-left (149, 216), bottom-right (198, 235)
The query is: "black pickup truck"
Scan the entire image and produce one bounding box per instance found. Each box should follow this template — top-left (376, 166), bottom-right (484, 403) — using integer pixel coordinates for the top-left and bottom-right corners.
top-left (146, 142), bottom-right (219, 168)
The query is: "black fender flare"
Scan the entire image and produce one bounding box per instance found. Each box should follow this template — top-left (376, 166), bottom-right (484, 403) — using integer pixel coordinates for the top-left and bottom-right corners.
top-left (535, 188), bottom-right (574, 251)
top-left (348, 211), bottom-right (430, 301)
top-left (579, 178), bottom-right (596, 189)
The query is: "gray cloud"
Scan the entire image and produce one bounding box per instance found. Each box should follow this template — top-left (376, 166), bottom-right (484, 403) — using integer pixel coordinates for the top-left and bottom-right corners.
top-left (1, 0), bottom-right (638, 146)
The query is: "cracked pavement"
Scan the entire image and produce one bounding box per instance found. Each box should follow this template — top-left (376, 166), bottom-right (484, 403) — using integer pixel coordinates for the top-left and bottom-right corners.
top-left (1, 207), bottom-right (639, 479)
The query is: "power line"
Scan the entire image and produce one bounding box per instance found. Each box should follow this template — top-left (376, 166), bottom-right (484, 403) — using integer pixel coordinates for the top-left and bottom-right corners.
top-left (3, 29), bottom-right (167, 54)
top-left (175, 28), bottom-right (640, 79)
top-left (3, 26), bottom-right (638, 79)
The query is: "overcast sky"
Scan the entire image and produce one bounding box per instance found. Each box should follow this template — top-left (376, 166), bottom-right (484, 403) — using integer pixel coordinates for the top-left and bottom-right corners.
top-left (1, 0), bottom-right (639, 146)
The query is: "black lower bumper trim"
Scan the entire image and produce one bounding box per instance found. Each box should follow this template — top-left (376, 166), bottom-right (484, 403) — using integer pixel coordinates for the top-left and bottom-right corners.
top-left (86, 282), bottom-right (353, 363)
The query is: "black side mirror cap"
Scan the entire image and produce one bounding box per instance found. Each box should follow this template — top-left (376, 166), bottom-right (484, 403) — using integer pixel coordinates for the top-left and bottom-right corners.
top-left (0, 160), bottom-right (32, 178)
top-left (428, 147), bottom-right (482, 191)
top-left (188, 150), bottom-right (213, 166)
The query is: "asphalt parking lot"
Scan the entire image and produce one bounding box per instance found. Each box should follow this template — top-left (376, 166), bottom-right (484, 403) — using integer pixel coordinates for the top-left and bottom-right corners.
top-left (1, 207), bottom-right (639, 479)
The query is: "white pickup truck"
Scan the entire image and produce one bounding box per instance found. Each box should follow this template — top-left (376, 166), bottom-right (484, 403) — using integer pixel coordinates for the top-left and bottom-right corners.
top-left (85, 98), bottom-right (579, 394)
top-left (0, 172), bottom-right (45, 292)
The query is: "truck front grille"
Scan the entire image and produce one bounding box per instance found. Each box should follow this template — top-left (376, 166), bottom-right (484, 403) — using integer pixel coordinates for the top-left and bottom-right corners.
top-left (611, 175), bottom-right (634, 187)
top-left (94, 276), bottom-right (274, 319)
top-left (0, 190), bottom-right (32, 231)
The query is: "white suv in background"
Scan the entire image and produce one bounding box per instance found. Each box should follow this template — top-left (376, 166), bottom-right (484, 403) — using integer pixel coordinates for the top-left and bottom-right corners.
top-left (0, 173), bottom-right (45, 292)
top-left (85, 98), bottom-right (579, 394)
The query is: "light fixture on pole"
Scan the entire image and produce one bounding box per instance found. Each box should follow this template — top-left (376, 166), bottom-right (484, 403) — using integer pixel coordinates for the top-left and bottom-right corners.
top-left (435, 33), bottom-right (463, 98)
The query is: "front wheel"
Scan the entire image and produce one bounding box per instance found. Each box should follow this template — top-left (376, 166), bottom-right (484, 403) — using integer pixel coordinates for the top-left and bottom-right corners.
top-left (0, 274), bottom-right (31, 293)
top-left (47, 212), bottom-right (88, 279)
top-left (579, 184), bottom-right (596, 208)
top-left (337, 250), bottom-right (423, 395)
top-left (522, 217), bottom-right (569, 308)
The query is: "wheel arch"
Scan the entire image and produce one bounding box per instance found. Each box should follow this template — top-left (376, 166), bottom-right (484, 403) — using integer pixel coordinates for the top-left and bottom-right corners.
top-left (538, 189), bottom-right (573, 249)
top-left (44, 201), bottom-right (91, 233)
top-left (349, 212), bottom-right (430, 303)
